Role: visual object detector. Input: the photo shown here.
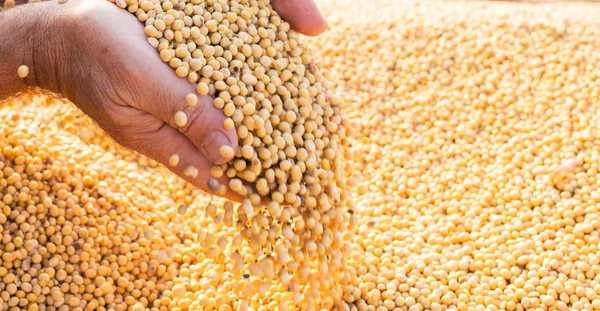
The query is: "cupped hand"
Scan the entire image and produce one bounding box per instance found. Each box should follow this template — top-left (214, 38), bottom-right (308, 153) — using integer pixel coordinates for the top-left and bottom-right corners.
top-left (35, 0), bottom-right (326, 201)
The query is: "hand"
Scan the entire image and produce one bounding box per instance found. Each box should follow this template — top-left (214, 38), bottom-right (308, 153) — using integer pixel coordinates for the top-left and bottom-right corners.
top-left (12, 0), bottom-right (327, 200)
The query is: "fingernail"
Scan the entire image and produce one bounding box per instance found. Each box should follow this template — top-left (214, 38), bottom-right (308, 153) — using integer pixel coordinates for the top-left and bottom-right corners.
top-left (202, 131), bottom-right (233, 164)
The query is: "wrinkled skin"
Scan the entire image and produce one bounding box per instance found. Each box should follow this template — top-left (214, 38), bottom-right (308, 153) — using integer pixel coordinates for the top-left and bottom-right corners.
top-left (0, 0), bottom-right (326, 201)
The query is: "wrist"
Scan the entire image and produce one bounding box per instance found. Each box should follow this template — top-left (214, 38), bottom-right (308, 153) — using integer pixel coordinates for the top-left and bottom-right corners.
top-left (29, 2), bottom-right (72, 97)
top-left (0, 1), bottom-right (71, 99)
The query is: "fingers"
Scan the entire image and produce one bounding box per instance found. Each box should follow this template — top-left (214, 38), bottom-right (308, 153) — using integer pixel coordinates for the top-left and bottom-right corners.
top-left (133, 61), bottom-right (239, 165)
top-left (105, 106), bottom-right (245, 202)
top-left (271, 0), bottom-right (328, 36)
top-left (163, 90), bottom-right (239, 165)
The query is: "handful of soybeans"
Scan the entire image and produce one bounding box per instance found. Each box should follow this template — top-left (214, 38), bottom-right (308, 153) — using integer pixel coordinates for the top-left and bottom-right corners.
top-left (110, 0), bottom-right (355, 309)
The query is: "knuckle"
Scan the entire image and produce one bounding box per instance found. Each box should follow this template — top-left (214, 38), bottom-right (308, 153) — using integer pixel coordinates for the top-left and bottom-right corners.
top-left (104, 111), bottom-right (163, 152)
top-left (175, 98), bottom-right (211, 137)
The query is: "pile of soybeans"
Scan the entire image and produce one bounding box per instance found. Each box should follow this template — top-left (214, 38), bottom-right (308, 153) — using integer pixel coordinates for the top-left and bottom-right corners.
top-left (3, 0), bottom-right (600, 311)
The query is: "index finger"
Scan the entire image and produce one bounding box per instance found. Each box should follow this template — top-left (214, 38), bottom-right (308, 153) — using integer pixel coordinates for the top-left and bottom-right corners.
top-left (271, 0), bottom-right (327, 36)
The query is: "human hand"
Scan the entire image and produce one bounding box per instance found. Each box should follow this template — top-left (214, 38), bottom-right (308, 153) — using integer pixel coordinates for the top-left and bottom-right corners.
top-left (14, 0), bottom-right (326, 201)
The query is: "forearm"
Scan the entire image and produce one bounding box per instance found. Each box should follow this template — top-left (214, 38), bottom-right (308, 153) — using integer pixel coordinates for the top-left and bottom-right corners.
top-left (0, 1), bottom-right (68, 101)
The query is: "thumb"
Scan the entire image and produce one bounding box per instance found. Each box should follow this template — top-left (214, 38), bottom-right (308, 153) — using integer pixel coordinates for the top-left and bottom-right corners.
top-left (103, 105), bottom-right (245, 202)
top-left (271, 0), bottom-right (328, 36)
top-left (144, 81), bottom-right (238, 165)
top-left (120, 33), bottom-right (239, 165)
